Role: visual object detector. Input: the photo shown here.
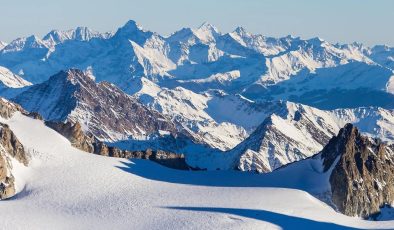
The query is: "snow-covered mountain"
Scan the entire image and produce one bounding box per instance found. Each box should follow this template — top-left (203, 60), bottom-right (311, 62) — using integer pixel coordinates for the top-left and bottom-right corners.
top-left (43, 27), bottom-right (112, 44)
top-left (130, 77), bottom-right (280, 150)
top-left (0, 20), bottom-right (394, 175)
top-left (0, 20), bottom-right (393, 110)
top-left (252, 61), bottom-right (394, 109)
top-left (184, 101), bottom-right (394, 172)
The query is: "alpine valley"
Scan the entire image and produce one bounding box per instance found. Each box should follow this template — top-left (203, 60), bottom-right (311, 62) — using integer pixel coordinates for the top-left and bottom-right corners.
top-left (1, 20), bottom-right (394, 229)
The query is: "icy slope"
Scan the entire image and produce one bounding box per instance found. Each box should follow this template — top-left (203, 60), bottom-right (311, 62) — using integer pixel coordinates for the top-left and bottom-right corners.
top-left (1, 112), bottom-right (393, 229)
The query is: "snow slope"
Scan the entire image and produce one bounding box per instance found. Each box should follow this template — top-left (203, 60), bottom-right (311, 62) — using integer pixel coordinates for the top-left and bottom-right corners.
top-left (1, 112), bottom-right (394, 229)
top-left (0, 66), bottom-right (32, 88)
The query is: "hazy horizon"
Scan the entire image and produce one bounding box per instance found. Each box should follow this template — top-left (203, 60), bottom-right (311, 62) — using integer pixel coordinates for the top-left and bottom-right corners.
top-left (1, 0), bottom-right (393, 46)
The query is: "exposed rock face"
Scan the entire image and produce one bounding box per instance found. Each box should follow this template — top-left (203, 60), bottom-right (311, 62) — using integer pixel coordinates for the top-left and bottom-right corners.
top-left (47, 120), bottom-right (189, 170)
top-left (46, 121), bottom-right (94, 153)
top-left (92, 142), bottom-right (189, 170)
top-left (27, 111), bottom-right (43, 120)
top-left (0, 123), bottom-right (28, 199)
top-left (0, 123), bottom-right (28, 166)
top-left (0, 98), bottom-right (26, 119)
top-left (14, 69), bottom-right (177, 142)
top-left (0, 98), bottom-right (30, 199)
top-left (0, 151), bottom-right (15, 199)
top-left (321, 123), bottom-right (394, 218)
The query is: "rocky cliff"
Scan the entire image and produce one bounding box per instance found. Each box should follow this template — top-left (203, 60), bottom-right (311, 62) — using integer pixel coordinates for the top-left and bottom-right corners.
top-left (321, 123), bottom-right (394, 218)
top-left (0, 98), bottom-right (26, 119)
top-left (0, 99), bottom-right (29, 199)
top-left (0, 149), bottom-right (15, 199)
top-left (0, 123), bottom-right (28, 199)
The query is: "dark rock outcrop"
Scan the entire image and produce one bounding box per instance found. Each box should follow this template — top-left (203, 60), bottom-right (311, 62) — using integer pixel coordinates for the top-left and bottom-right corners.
top-left (0, 123), bottom-right (28, 166)
top-left (321, 123), bottom-right (394, 218)
top-left (0, 151), bottom-right (15, 199)
top-left (47, 120), bottom-right (189, 170)
top-left (46, 121), bottom-right (94, 153)
top-left (0, 98), bottom-right (26, 119)
top-left (0, 123), bottom-right (28, 200)
top-left (27, 111), bottom-right (43, 120)
top-left (0, 98), bottom-right (30, 199)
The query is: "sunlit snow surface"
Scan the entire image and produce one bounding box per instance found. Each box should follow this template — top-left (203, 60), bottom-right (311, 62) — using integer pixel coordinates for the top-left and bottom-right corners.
top-left (0, 113), bottom-right (393, 229)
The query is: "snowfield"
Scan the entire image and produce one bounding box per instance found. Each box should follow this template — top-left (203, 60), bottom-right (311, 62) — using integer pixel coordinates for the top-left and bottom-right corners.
top-left (1, 113), bottom-right (394, 229)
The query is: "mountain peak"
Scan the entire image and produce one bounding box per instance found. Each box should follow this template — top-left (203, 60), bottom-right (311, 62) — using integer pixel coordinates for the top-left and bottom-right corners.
top-left (73, 26), bottom-right (97, 40)
top-left (0, 41), bottom-right (7, 50)
top-left (233, 26), bottom-right (248, 36)
top-left (47, 69), bottom-right (94, 88)
top-left (65, 69), bottom-right (95, 84)
top-left (319, 123), bottom-right (394, 218)
top-left (113, 20), bottom-right (153, 45)
top-left (197, 22), bottom-right (218, 32)
top-left (121, 20), bottom-right (143, 32)
top-left (43, 27), bottom-right (101, 43)
top-left (321, 123), bottom-right (360, 172)
top-left (308, 36), bottom-right (325, 44)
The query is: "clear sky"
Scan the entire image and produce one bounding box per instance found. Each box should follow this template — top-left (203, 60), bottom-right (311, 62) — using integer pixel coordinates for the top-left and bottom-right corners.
top-left (0, 0), bottom-right (393, 46)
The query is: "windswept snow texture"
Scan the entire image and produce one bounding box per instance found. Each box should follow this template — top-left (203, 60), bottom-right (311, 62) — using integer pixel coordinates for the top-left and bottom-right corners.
top-left (1, 112), bottom-right (394, 229)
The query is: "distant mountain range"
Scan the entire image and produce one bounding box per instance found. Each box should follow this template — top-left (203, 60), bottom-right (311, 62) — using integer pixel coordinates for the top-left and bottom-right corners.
top-left (0, 20), bottom-right (393, 108)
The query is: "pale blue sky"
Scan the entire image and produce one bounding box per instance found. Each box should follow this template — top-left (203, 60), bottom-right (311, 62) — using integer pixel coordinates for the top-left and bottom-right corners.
top-left (0, 0), bottom-right (393, 46)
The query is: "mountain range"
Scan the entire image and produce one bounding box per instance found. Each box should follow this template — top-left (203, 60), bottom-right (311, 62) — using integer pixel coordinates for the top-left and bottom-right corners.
top-left (1, 20), bottom-right (394, 224)
top-left (1, 20), bottom-right (394, 171)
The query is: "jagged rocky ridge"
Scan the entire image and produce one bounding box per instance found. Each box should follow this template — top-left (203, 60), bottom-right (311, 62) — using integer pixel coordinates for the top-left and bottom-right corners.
top-left (45, 120), bottom-right (189, 170)
top-left (13, 69), bottom-right (178, 142)
top-left (321, 124), bottom-right (394, 218)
